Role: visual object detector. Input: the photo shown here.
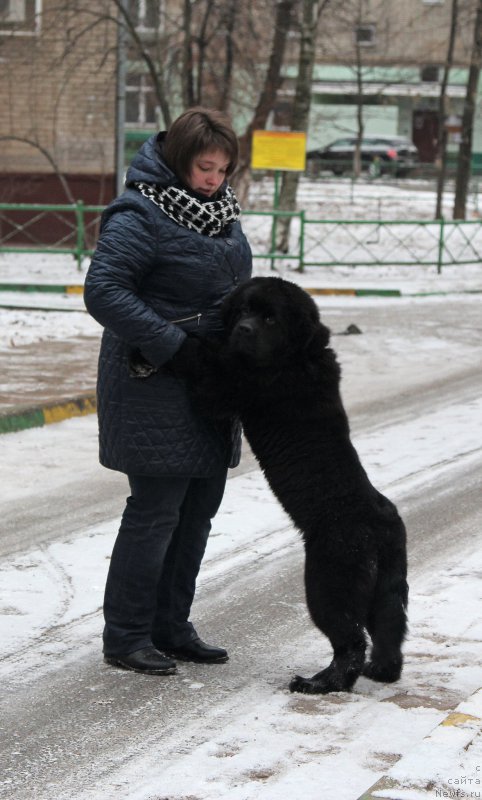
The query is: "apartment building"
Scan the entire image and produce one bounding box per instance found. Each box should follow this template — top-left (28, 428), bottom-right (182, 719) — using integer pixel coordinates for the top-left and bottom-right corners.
top-left (0, 0), bottom-right (118, 204)
top-left (0, 0), bottom-right (480, 208)
top-left (302, 0), bottom-right (479, 161)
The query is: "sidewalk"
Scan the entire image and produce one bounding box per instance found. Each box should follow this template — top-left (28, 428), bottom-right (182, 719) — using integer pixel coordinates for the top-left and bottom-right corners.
top-left (0, 266), bottom-right (406, 435)
top-left (1, 268), bottom-right (481, 797)
top-left (358, 687), bottom-right (482, 800)
top-left (1, 266), bottom-right (482, 434)
top-left (0, 336), bottom-right (99, 433)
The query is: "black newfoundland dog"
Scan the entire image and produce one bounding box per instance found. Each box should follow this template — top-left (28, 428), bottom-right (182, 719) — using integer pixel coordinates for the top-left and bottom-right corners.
top-left (210, 276), bottom-right (408, 695)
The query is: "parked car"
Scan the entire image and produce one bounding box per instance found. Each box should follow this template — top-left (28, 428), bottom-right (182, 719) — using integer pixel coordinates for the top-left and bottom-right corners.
top-left (306, 135), bottom-right (420, 177)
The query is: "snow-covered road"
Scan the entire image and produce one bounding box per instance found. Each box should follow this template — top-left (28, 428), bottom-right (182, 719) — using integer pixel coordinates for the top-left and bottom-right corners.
top-left (1, 294), bottom-right (481, 800)
top-left (1, 420), bottom-right (481, 800)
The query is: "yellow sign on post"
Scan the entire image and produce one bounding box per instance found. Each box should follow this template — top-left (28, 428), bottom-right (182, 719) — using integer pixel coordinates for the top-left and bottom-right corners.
top-left (251, 130), bottom-right (307, 172)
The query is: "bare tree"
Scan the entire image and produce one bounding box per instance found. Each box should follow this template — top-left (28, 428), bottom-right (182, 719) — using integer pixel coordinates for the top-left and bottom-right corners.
top-left (183, 0), bottom-right (220, 109)
top-left (453, 0), bottom-right (482, 218)
top-left (219, 0), bottom-right (238, 110)
top-left (113, 0), bottom-right (172, 126)
top-left (275, 0), bottom-right (328, 253)
top-left (52, 1), bottom-right (277, 128)
top-left (181, 0), bottom-right (195, 108)
top-left (1, 1), bottom-right (301, 205)
top-left (353, 25), bottom-right (364, 177)
top-left (435, 0), bottom-right (459, 219)
top-left (315, 0), bottom-right (388, 178)
top-left (233, 0), bottom-right (297, 200)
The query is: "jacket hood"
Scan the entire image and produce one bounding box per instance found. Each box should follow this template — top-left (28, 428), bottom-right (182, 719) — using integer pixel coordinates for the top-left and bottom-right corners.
top-left (125, 132), bottom-right (176, 188)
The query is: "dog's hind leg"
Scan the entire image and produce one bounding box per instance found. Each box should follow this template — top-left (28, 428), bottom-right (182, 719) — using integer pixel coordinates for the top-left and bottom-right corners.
top-left (363, 569), bottom-right (408, 684)
top-left (289, 572), bottom-right (368, 694)
top-left (289, 634), bottom-right (366, 694)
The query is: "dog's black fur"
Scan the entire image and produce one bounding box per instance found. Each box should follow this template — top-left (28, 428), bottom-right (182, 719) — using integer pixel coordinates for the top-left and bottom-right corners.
top-left (206, 276), bottom-right (408, 695)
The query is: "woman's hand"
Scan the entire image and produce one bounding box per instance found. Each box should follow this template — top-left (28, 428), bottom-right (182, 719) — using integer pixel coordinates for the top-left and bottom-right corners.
top-left (128, 349), bottom-right (159, 378)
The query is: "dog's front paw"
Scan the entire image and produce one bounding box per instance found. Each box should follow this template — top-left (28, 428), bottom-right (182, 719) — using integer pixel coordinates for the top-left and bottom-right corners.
top-left (290, 674), bottom-right (318, 694)
top-left (289, 674), bottom-right (336, 694)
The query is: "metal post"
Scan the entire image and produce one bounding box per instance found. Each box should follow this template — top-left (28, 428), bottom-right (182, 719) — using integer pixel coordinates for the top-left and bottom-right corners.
top-left (270, 170), bottom-right (280, 270)
top-left (115, 0), bottom-right (129, 197)
top-left (75, 200), bottom-right (85, 270)
top-left (437, 217), bottom-right (445, 274)
top-left (298, 210), bottom-right (305, 272)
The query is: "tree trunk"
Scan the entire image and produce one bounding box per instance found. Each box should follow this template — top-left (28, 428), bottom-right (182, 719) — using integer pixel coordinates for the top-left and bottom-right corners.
top-left (193, 0), bottom-right (215, 106)
top-left (453, 0), bottom-right (482, 219)
top-left (353, 38), bottom-right (364, 178)
top-left (219, 0), bottom-right (238, 111)
top-left (275, 0), bottom-right (326, 254)
top-left (232, 0), bottom-right (296, 203)
top-left (181, 0), bottom-right (195, 108)
top-left (435, 0), bottom-right (458, 219)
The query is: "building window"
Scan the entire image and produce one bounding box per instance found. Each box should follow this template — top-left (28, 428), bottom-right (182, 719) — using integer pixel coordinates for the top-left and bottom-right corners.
top-left (0, 0), bottom-right (40, 34)
top-left (355, 24), bottom-right (376, 47)
top-left (128, 0), bottom-right (163, 32)
top-left (421, 65), bottom-right (440, 82)
top-left (126, 73), bottom-right (159, 127)
top-left (422, 0), bottom-right (443, 5)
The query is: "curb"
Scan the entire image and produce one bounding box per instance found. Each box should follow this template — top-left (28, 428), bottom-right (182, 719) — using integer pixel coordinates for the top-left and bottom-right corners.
top-left (1, 283), bottom-right (482, 304)
top-left (357, 687), bottom-right (482, 800)
top-left (0, 394), bottom-right (97, 435)
top-left (307, 287), bottom-right (402, 297)
top-left (0, 283), bottom-right (84, 294)
top-left (0, 284), bottom-right (86, 312)
top-left (1, 283), bottom-right (401, 299)
top-left (306, 287), bottom-right (482, 298)
top-left (404, 288), bottom-right (482, 297)
top-left (0, 301), bottom-right (86, 312)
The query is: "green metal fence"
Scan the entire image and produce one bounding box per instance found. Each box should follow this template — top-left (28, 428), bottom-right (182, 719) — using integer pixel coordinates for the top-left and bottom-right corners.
top-left (242, 210), bottom-right (482, 273)
top-left (1, 201), bottom-right (481, 274)
top-left (0, 202), bottom-right (104, 269)
top-left (301, 217), bottom-right (482, 273)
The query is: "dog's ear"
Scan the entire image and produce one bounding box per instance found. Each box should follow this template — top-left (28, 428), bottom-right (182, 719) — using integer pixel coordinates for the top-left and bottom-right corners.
top-left (305, 322), bottom-right (331, 358)
top-left (319, 320), bottom-right (331, 347)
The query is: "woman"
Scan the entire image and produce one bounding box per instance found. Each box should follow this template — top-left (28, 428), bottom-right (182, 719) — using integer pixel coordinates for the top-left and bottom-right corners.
top-left (84, 107), bottom-right (252, 675)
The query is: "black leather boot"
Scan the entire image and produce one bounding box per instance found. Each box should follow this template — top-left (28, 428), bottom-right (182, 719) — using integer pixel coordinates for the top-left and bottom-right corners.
top-left (165, 637), bottom-right (229, 664)
top-left (104, 646), bottom-right (177, 675)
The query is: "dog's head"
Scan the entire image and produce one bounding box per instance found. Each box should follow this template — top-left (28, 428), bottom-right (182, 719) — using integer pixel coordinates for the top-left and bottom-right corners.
top-left (221, 277), bottom-right (330, 367)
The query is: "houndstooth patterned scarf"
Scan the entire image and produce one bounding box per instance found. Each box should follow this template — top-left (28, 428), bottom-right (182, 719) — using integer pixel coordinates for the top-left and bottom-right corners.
top-left (134, 181), bottom-right (240, 237)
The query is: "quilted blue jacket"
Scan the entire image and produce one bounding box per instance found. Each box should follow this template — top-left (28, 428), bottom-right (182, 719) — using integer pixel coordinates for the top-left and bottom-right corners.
top-left (84, 133), bottom-right (252, 476)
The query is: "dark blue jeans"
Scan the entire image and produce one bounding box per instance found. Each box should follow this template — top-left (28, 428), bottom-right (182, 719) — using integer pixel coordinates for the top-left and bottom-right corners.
top-left (103, 466), bottom-right (228, 656)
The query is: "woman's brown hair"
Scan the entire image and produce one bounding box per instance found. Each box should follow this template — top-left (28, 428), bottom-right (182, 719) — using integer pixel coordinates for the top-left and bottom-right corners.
top-left (162, 107), bottom-right (239, 187)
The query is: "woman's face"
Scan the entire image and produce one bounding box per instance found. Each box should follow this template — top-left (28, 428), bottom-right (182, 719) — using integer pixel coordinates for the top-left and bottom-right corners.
top-left (186, 149), bottom-right (230, 197)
